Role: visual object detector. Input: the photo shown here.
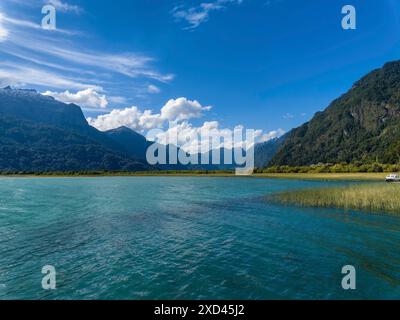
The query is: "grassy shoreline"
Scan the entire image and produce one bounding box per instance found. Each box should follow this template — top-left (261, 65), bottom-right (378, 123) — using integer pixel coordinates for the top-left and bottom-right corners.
top-left (269, 183), bottom-right (400, 215)
top-left (0, 172), bottom-right (390, 180)
top-left (0, 171), bottom-right (238, 178)
top-left (255, 172), bottom-right (388, 181)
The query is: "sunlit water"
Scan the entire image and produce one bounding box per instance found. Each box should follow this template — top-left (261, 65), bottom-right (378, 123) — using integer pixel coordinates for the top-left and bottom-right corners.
top-left (0, 177), bottom-right (399, 300)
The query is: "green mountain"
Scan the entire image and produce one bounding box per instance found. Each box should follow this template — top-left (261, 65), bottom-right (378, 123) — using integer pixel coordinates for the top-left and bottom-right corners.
top-left (270, 61), bottom-right (400, 166)
top-left (0, 86), bottom-right (285, 172)
top-left (254, 135), bottom-right (286, 168)
top-left (105, 126), bottom-right (152, 161)
top-left (0, 87), bottom-right (149, 172)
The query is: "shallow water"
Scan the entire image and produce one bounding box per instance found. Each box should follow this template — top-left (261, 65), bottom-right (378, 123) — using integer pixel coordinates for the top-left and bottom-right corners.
top-left (0, 177), bottom-right (399, 299)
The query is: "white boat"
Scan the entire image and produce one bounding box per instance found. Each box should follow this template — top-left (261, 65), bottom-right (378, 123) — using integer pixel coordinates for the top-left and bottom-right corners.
top-left (385, 173), bottom-right (400, 183)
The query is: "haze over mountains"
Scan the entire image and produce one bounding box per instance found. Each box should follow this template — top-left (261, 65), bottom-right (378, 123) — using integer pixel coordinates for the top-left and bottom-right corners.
top-left (1, 60), bottom-right (400, 172)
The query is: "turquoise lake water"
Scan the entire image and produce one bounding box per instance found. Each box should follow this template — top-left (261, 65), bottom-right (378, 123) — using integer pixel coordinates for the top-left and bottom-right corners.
top-left (0, 177), bottom-right (399, 300)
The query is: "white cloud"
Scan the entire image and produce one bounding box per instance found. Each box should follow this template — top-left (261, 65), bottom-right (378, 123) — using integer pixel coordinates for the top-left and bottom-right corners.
top-left (0, 27), bottom-right (7, 41)
top-left (160, 97), bottom-right (211, 122)
top-left (87, 97), bottom-right (212, 132)
top-left (43, 88), bottom-right (108, 109)
top-left (172, 0), bottom-right (243, 29)
top-left (283, 113), bottom-right (294, 119)
top-left (260, 128), bottom-right (285, 142)
top-left (149, 120), bottom-right (271, 154)
top-left (47, 0), bottom-right (82, 14)
top-left (87, 107), bottom-right (164, 132)
top-left (151, 121), bottom-right (232, 153)
top-left (43, 47), bottom-right (173, 81)
top-left (87, 96), bottom-right (282, 154)
top-left (0, 11), bottom-right (173, 93)
top-left (108, 95), bottom-right (127, 105)
top-left (0, 62), bottom-right (101, 90)
top-left (147, 84), bottom-right (161, 94)
top-left (0, 14), bottom-right (8, 41)
top-left (1, 11), bottom-right (76, 35)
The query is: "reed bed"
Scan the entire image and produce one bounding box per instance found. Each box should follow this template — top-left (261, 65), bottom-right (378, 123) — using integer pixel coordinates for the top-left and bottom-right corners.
top-left (271, 183), bottom-right (400, 214)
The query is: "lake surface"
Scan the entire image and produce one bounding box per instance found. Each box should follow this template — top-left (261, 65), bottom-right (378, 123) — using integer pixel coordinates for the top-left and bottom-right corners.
top-left (0, 177), bottom-right (399, 300)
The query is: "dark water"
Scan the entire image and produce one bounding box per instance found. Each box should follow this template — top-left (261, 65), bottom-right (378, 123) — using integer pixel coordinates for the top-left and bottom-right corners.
top-left (0, 177), bottom-right (399, 299)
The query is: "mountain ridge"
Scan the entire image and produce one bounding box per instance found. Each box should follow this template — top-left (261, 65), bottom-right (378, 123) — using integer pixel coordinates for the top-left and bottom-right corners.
top-left (0, 87), bottom-right (150, 172)
top-left (269, 60), bottom-right (400, 166)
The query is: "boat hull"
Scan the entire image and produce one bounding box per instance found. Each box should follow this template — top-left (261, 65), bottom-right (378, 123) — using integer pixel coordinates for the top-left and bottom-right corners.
top-left (386, 179), bottom-right (400, 183)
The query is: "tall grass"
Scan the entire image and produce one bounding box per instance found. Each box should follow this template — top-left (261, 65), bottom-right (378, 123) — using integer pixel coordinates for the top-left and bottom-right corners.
top-left (256, 172), bottom-right (386, 181)
top-left (271, 183), bottom-right (400, 214)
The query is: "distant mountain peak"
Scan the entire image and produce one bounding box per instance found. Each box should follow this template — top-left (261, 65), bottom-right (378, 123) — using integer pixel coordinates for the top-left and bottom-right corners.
top-left (1, 86), bottom-right (37, 93)
top-left (0, 86), bottom-right (88, 129)
top-left (0, 87), bottom-right (150, 172)
top-left (114, 126), bottom-right (133, 132)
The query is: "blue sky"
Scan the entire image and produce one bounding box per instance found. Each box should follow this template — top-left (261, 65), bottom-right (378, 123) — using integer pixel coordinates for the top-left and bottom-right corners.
top-left (1, 0), bottom-right (400, 141)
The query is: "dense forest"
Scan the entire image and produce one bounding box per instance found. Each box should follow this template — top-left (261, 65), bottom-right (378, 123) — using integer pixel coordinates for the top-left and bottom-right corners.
top-left (269, 61), bottom-right (400, 166)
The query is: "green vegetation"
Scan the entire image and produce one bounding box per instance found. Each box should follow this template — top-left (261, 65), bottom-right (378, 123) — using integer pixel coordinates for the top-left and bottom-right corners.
top-left (0, 89), bottom-right (149, 172)
top-left (269, 61), bottom-right (400, 166)
top-left (269, 183), bottom-right (400, 214)
top-left (0, 170), bottom-right (236, 177)
top-left (258, 162), bottom-right (400, 174)
top-left (254, 172), bottom-right (386, 181)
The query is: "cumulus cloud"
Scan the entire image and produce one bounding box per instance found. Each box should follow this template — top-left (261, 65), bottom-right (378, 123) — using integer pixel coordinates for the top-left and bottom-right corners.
top-left (260, 128), bottom-right (285, 142)
top-left (88, 97), bottom-right (211, 132)
top-left (160, 98), bottom-right (211, 122)
top-left (147, 121), bottom-right (281, 154)
top-left (87, 106), bottom-right (164, 132)
top-left (43, 88), bottom-right (108, 109)
top-left (87, 96), bottom-right (283, 153)
top-left (149, 121), bottom-right (234, 154)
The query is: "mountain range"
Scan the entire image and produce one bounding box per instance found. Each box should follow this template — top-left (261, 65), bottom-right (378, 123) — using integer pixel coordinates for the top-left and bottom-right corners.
top-left (1, 60), bottom-right (399, 172)
top-left (0, 86), bottom-right (277, 172)
top-left (0, 87), bottom-right (150, 172)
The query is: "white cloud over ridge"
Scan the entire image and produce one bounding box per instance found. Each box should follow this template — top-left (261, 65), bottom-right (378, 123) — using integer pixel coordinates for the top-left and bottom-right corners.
top-left (43, 88), bottom-right (108, 109)
top-left (87, 97), bottom-right (285, 153)
top-left (88, 106), bottom-right (164, 132)
top-left (148, 121), bottom-right (284, 154)
top-left (260, 129), bottom-right (285, 142)
top-left (87, 97), bottom-right (211, 132)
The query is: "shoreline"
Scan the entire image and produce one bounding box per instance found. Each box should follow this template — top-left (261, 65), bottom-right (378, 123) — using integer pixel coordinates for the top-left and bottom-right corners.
top-left (0, 172), bottom-right (388, 181)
